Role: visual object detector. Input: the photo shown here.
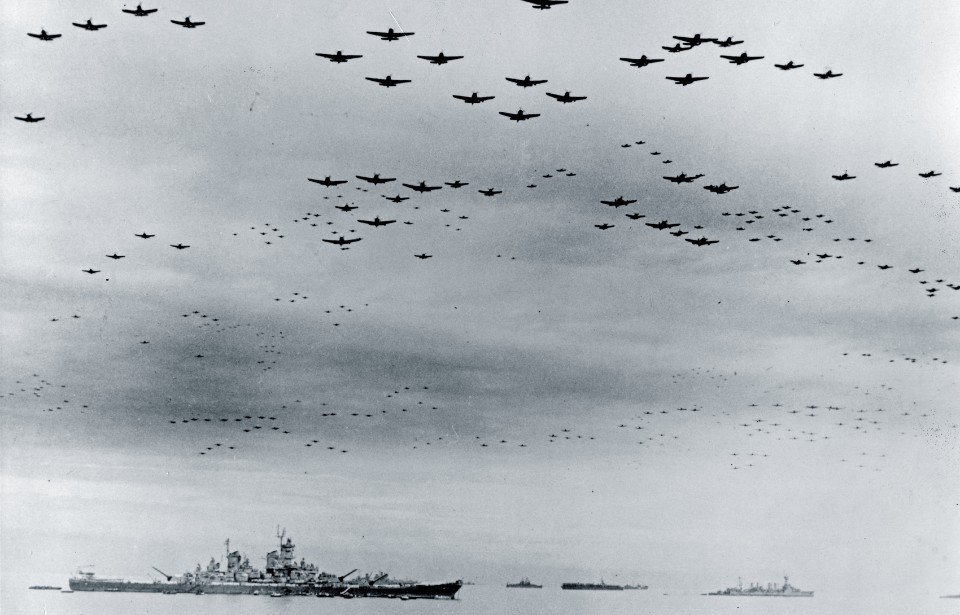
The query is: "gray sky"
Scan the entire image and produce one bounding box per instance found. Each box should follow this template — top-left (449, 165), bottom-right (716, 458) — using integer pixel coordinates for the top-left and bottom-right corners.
top-left (2, 0), bottom-right (959, 606)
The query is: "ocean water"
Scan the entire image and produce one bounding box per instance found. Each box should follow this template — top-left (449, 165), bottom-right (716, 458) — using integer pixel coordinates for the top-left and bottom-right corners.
top-left (9, 584), bottom-right (957, 615)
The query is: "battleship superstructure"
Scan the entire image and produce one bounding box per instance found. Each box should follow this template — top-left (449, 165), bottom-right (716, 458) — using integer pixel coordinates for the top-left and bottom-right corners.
top-left (68, 531), bottom-right (462, 599)
top-left (705, 576), bottom-right (813, 597)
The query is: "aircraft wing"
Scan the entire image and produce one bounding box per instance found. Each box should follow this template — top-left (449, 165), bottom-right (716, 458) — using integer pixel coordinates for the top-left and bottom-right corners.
top-left (505, 78), bottom-right (522, 84)
top-left (365, 77), bottom-right (387, 84)
top-left (720, 55), bottom-right (738, 60)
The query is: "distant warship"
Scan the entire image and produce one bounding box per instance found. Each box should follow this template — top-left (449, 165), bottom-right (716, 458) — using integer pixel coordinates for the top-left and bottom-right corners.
top-left (562, 580), bottom-right (623, 590)
top-left (705, 576), bottom-right (813, 597)
top-left (507, 577), bottom-right (542, 588)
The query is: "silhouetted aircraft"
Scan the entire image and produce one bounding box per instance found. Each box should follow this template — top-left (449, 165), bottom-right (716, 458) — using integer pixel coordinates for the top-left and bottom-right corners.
top-left (620, 55), bottom-right (664, 67)
top-left (445, 180), bottom-right (468, 188)
top-left (315, 51), bottom-right (362, 63)
top-left (170, 244), bottom-right (190, 249)
top-left (908, 269), bottom-right (924, 273)
top-left (775, 61), bottom-right (803, 70)
top-left (414, 253), bottom-right (432, 259)
top-left (417, 52), bottom-right (463, 65)
top-left (666, 74), bottom-right (708, 85)
top-left (171, 17), bottom-right (204, 27)
top-left (674, 34), bottom-right (716, 46)
top-left (506, 75), bottom-right (547, 87)
top-left (919, 170), bottom-right (941, 178)
top-left (73, 20), bottom-right (108, 30)
top-left (662, 43), bottom-right (693, 53)
top-left (383, 194), bottom-right (409, 202)
top-left (704, 183), bottom-right (738, 193)
top-left (499, 109), bottom-right (540, 122)
top-left (335, 204), bottom-right (358, 211)
top-left (14, 114), bottom-right (44, 122)
top-left (122, 4), bottom-right (157, 16)
top-left (28, 30), bottom-right (61, 40)
top-left (816, 253), bottom-right (832, 259)
top-left (521, 0), bottom-right (568, 8)
top-left (595, 224), bottom-right (614, 230)
top-left (367, 28), bottom-right (414, 41)
top-left (106, 253), bottom-right (125, 259)
top-left (814, 70), bottom-right (842, 79)
top-left (358, 217), bottom-right (396, 227)
top-left (453, 92), bottom-right (495, 104)
top-left (877, 264), bottom-right (892, 269)
top-left (365, 75), bottom-right (411, 87)
top-left (646, 220), bottom-right (681, 230)
top-left (621, 144), bottom-right (631, 148)
top-left (832, 172), bottom-right (855, 180)
top-left (356, 174), bottom-right (396, 184)
top-left (650, 151), bottom-right (661, 155)
top-left (546, 91), bottom-right (587, 103)
top-left (479, 188), bottom-right (502, 196)
top-left (82, 269), bottom-right (100, 274)
top-left (721, 52), bottom-right (764, 64)
top-left (402, 181), bottom-right (442, 192)
top-left (686, 236), bottom-right (718, 245)
top-left (626, 213), bottom-right (645, 220)
top-left (601, 196), bottom-right (637, 207)
top-left (791, 260), bottom-right (806, 265)
top-left (664, 172), bottom-right (704, 183)
top-left (714, 37), bottom-right (743, 47)
top-left (670, 229), bottom-right (689, 236)
top-left (874, 160), bottom-right (898, 168)
top-left (309, 176), bottom-right (348, 187)
top-left (950, 187), bottom-right (960, 193)
top-left (135, 233), bottom-right (154, 238)
top-left (322, 236), bottom-right (362, 245)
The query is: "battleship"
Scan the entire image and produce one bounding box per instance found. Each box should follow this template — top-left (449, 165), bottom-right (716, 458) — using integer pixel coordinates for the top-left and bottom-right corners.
top-left (506, 577), bottom-right (542, 588)
top-left (68, 530), bottom-right (462, 599)
top-left (562, 580), bottom-right (623, 590)
top-left (705, 576), bottom-right (813, 597)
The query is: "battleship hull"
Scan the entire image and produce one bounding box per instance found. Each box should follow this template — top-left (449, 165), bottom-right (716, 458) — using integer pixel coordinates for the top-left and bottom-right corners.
top-left (562, 583), bottom-right (623, 590)
top-left (69, 577), bottom-right (462, 598)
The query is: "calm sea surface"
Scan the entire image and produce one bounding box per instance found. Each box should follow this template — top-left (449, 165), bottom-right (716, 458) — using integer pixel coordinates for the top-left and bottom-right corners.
top-left (8, 584), bottom-right (957, 615)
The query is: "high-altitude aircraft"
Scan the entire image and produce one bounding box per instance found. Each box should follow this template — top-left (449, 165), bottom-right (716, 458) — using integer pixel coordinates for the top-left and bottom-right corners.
top-left (646, 220), bottom-right (681, 230)
top-left (720, 52), bottom-right (764, 64)
top-left (814, 70), bottom-right (842, 79)
top-left (499, 109), bottom-right (540, 122)
top-left (83, 268), bottom-right (100, 274)
top-left (774, 60), bottom-right (804, 70)
top-left (170, 244), bottom-right (190, 249)
top-left (626, 213), bottom-right (646, 220)
top-left (595, 224), bottom-right (614, 230)
top-left (335, 204), bottom-right (358, 211)
top-left (308, 176), bottom-right (348, 187)
top-left (619, 55), bottom-right (664, 67)
top-left (445, 180), bottom-right (468, 188)
top-left (365, 75), bottom-right (411, 87)
top-left (662, 43), bottom-right (693, 53)
top-left (322, 236), bottom-right (362, 246)
top-left (704, 183), bottom-right (738, 193)
top-left (666, 74), bottom-right (709, 85)
top-left (135, 233), bottom-right (154, 238)
top-left (417, 52), bottom-right (463, 65)
top-left (670, 229), bottom-right (689, 236)
top-left (664, 172), bottom-right (704, 183)
top-left (832, 172), bottom-right (855, 180)
top-left (367, 28), bottom-right (414, 41)
top-left (816, 253), bottom-right (832, 259)
top-left (73, 20), bottom-right (108, 30)
top-left (402, 181), bottom-right (442, 192)
top-left (877, 264), bottom-right (892, 269)
top-left (315, 51), bottom-right (362, 63)
top-left (14, 113), bottom-right (44, 122)
top-left (106, 253), bottom-right (125, 260)
top-left (919, 170), bottom-right (942, 178)
top-left (546, 91), bottom-right (587, 103)
top-left (452, 92), bottom-right (495, 104)
top-left (171, 17), bottom-right (204, 27)
top-left (383, 194), bottom-right (409, 202)
top-left (505, 75), bottom-right (548, 87)
top-left (27, 30), bottom-right (61, 40)
top-left (356, 174), bottom-right (396, 184)
top-left (714, 37), bottom-right (743, 47)
top-left (685, 236), bottom-right (719, 246)
top-left (122, 4), bottom-right (157, 16)
top-left (908, 268), bottom-right (924, 273)
top-left (601, 196), bottom-right (637, 207)
top-left (674, 34), bottom-right (716, 46)
top-left (874, 160), bottom-right (898, 168)
top-left (791, 260), bottom-right (806, 265)
top-left (479, 188), bottom-right (502, 196)
top-left (358, 217), bottom-right (396, 227)
top-left (521, 0), bottom-right (568, 8)
top-left (414, 253), bottom-right (433, 259)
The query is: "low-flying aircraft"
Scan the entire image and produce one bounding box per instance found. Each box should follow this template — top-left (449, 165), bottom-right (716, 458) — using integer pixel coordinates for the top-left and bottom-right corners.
top-left (666, 74), bottom-right (709, 85)
top-left (358, 217), bottom-right (396, 227)
top-left (832, 172), bottom-right (855, 180)
top-left (383, 194), bottom-right (409, 202)
top-left (774, 61), bottom-right (803, 70)
top-left (601, 196), bottom-right (637, 207)
top-left (365, 75), bottom-right (411, 87)
top-left (714, 37), bottom-right (743, 47)
top-left (417, 52), bottom-right (463, 65)
top-left (356, 174), bottom-right (396, 184)
top-left (664, 172), bottom-right (704, 183)
top-left (546, 91), bottom-right (587, 103)
top-left (414, 253), bottom-right (433, 259)
top-left (874, 160), bottom-right (898, 168)
top-left (814, 70), bottom-right (842, 79)
top-left (505, 75), bottom-right (548, 87)
top-left (308, 176), bottom-right (348, 187)
top-left (521, 0), bottom-right (568, 8)
top-left (646, 220), bottom-right (681, 230)
top-left (171, 17), bottom-right (204, 27)
top-left (685, 236), bottom-right (718, 246)
top-left (315, 51), bottom-right (362, 63)
top-left (82, 268), bottom-right (100, 274)
top-left (445, 180), bottom-right (468, 188)
top-left (14, 113), bottom-right (44, 122)
top-left (704, 183), bottom-right (738, 193)
top-left (595, 223), bottom-right (614, 230)
top-left (170, 244), bottom-right (190, 249)
top-left (662, 43), bottom-right (693, 53)
top-left (73, 20), bottom-right (108, 30)
top-left (322, 236), bottom-right (362, 246)
top-left (135, 233), bottom-right (154, 238)
top-left (619, 55), bottom-right (664, 67)
top-left (919, 170), bottom-right (941, 178)
top-left (367, 28), bottom-right (414, 41)
top-left (122, 4), bottom-right (157, 16)
top-left (479, 188), bottom-right (502, 196)
top-left (452, 92), bottom-right (495, 104)
top-left (402, 181), bottom-right (442, 192)
top-left (499, 109), bottom-right (540, 122)
top-left (27, 30), bottom-right (61, 40)
top-left (106, 253), bottom-right (126, 260)
top-left (674, 33), bottom-right (716, 46)
top-left (720, 52), bottom-right (764, 64)
top-left (335, 204), bottom-right (358, 212)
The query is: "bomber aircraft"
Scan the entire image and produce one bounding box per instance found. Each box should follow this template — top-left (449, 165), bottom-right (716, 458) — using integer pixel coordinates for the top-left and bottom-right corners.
top-left (122, 4), bottom-right (157, 16)
top-left (365, 75), bottom-right (411, 87)
top-left (619, 55), bottom-right (664, 67)
top-left (546, 91), bottom-right (587, 103)
top-left (315, 51), bottom-right (362, 63)
top-left (499, 109), bottom-right (540, 122)
top-left (27, 30), bottom-right (61, 40)
top-left (417, 52), bottom-right (463, 65)
top-left (720, 52), bottom-right (764, 64)
top-left (308, 177), bottom-right (348, 187)
top-left (171, 17), bottom-right (204, 27)
top-left (666, 74), bottom-right (709, 85)
top-left (73, 20), bottom-right (108, 30)
top-left (453, 92), bottom-right (494, 104)
top-left (505, 75), bottom-right (548, 87)
top-left (367, 28), bottom-right (414, 41)
top-left (403, 181), bottom-right (442, 192)
top-left (356, 174), bottom-right (396, 184)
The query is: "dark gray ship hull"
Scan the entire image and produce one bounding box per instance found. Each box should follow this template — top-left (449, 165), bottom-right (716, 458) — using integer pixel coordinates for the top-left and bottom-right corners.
top-left (69, 578), bottom-right (462, 599)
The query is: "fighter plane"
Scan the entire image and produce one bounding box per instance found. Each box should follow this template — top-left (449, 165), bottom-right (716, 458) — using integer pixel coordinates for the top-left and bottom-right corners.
top-left (685, 236), bottom-right (718, 245)
top-left (452, 92), bottom-right (495, 104)
top-left (308, 176), bottom-right (348, 187)
top-left (27, 30), bottom-right (61, 40)
top-left (445, 180), bottom-right (468, 188)
top-left (791, 260), bottom-right (806, 265)
top-left (170, 244), bottom-right (190, 249)
top-left (908, 269), bottom-right (924, 273)
top-left (874, 160), bottom-right (898, 168)
top-left (832, 172), bottom-right (855, 180)
top-left (816, 253), bottom-right (832, 259)
top-left (646, 220), bottom-right (681, 230)
top-left (601, 196), bottom-right (637, 207)
top-left (383, 194), bottom-right (409, 202)
top-left (666, 74), bottom-right (709, 85)
top-left (674, 34), bottom-right (716, 46)
top-left (414, 253), bottom-right (433, 259)
top-left (814, 70), bottom-right (842, 79)
top-left (315, 51), bottom-right (362, 63)
top-left (134, 233), bottom-right (154, 238)
top-left (626, 213), bottom-right (645, 220)
top-left (73, 20), bottom-right (108, 30)
top-left (335, 204), bottom-right (358, 211)
top-left (878, 264), bottom-right (892, 270)
top-left (704, 183), bottom-right (738, 193)
top-left (106, 253), bottom-right (125, 260)
top-left (714, 37), bottom-right (743, 47)
top-left (664, 172), bottom-right (704, 183)
top-left (402, 181), bottom-right (442, 192)
top-left (365, 75), bottom-right (411, 87)
top-left (417, 52), bottom-right (463, 65)
top-left (670, 229), bottom-right (689, 236)
top-left (170, 17), bottom-right (204, 27)
top-left (619, 55), bottom-right (664, 67)
top-left (775, 61), bottom-right (804, 70)
top-left (358, 217), bottom-right (396, 227)
top-left (950, 187), bottom-right (960, 193)
top-left (595, 224), bottom-right (614, 230)
top-left (367, 28), bottom-right (414, 41)
top-left (122, 4), bottom-right (157, 16)
top-left (499, 109), bottom-right (540, 122)
top-left (919, 170), bottom-right (942, 178)
top-left (14, 114), bottom-right (44, 122)
top-left (82, 268), bottom-right (100, 274)
top-left (322, 236), bottom-right (362, 246)
top-left (479, 188), bottom-right (502, 196)
top-left (662, 43), bottom-right (693, 53)
top-left (356, 174), bottom-right (396, 184)
top-left (546, 91), bottom-right (587, 103)
top-left (521, 0), bottom-right (568, 8)
top-left (720, 52), bottom-right (764, 64)
top-left (505, 75), bottom-right (548, 87)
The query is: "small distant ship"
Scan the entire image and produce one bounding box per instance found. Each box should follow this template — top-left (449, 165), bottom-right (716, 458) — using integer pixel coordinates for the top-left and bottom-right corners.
top-left (623, 584), bottom-right (648, 590)
top-left (507, 577), bottom-right (542, 588)
top-left (705, 576), bottom-right (813, 597)
top-left (29, 586), bottom-right (62, 590)
top-left (562, 580), bottom-right (623, 590)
